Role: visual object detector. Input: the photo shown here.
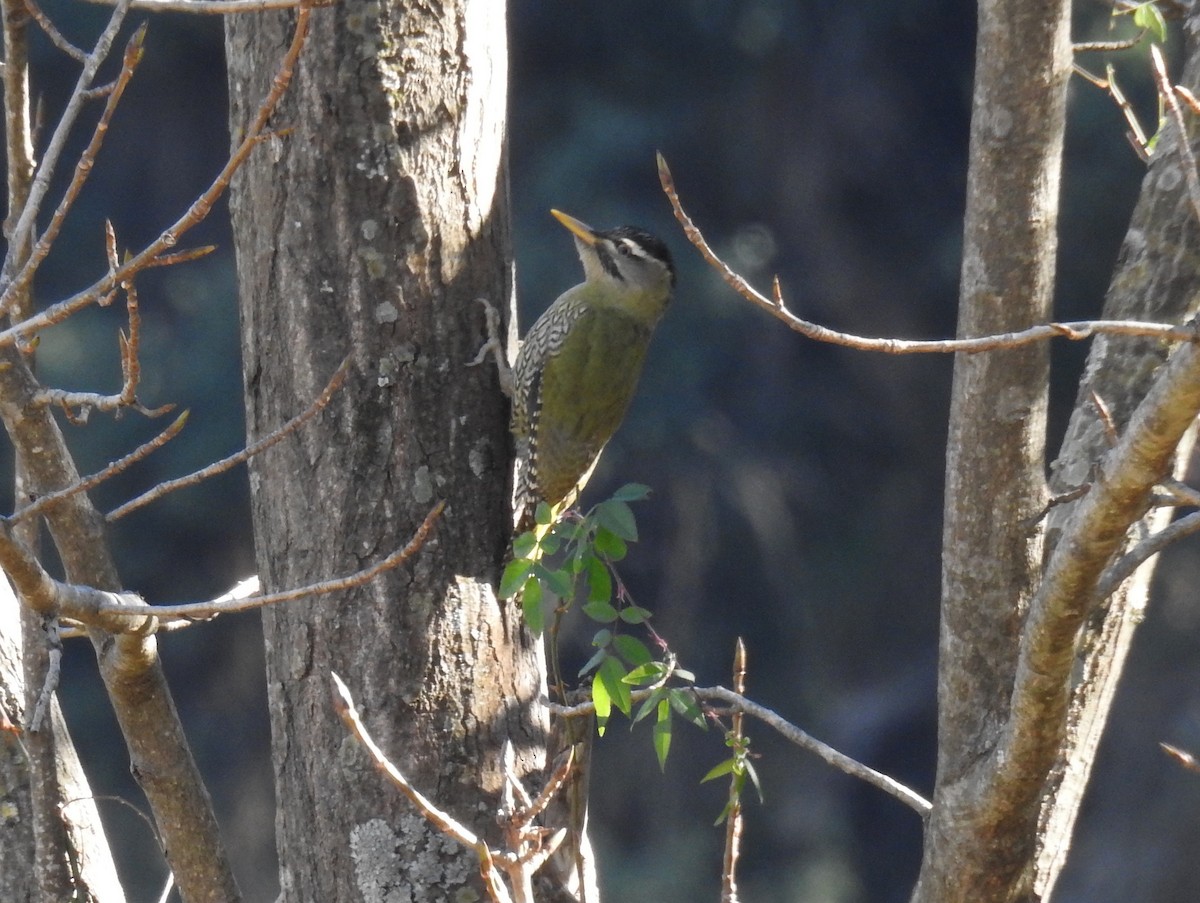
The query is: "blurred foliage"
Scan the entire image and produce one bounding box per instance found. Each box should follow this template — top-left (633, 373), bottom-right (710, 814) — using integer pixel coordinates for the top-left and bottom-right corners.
top-left (5, 2), bottom-right (1200, 901)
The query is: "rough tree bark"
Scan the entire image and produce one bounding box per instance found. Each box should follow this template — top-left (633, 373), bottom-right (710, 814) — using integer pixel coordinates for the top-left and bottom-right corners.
top-left (917, 0), bottom-right (1070, 900)
top-left (225, 4), bottom-right (546, 900)
top-left (1034, 11), bottom-right (1200, 898)
top-left (919, 3), bottom-right (1200, 902)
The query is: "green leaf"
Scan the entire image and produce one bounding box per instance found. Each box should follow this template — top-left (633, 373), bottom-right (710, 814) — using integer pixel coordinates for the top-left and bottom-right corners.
top-left (653, 698), bottom-right (672, 770)
top-left (582, 599), bottom-right (620, 623)
top-left (599, 657), bottom-right (632, 716)
top-left (701, 758), bottom-right (736, 783)
top-left (595, 500), bottom-right (638, 541)
top-left (1134, 2), bottom-right (1167, 42)
top-left (534, 564), bottom-right (573, 598)
top-left (535, 501), bottom-right (554, 525)
top-left (521, 578), bottom-right (544, 635)
top-left (499, 558), bottom-right (533, 598)
top-left (592, 669), bottom-right (612, 736)
top-left (586, 556), bottom-right (612, 603)
top-left (622, 662), bottom-right (666, 686)
top-left (593, 527), bottom-right (628, 561)
top-left (713, 798), bottom-right (735, 827)
top-left (554, 518), bottom-right (586, 544)
top-left (632, 687), bottom-right (667, 724)
top-left (579, 645), bottom-right (608, 679)
top-left (618, 604), bottom-right (652, 625)
top-left (612, 634), bottom-right (653, 667)
top-left (569, 546), bottom-right (591, 576)
top-left (611, 482), bottom-right (652, 503)
top-left (538, 533), bottom-right (562, 556)
top-left (511, 531), bottom-right (537, 559)
top-left (673, 668), bottom-right (696, 683)
top-left (667, 689), bottom-right (706, 728)
top-left (744, 759), bottom-right (764, 803)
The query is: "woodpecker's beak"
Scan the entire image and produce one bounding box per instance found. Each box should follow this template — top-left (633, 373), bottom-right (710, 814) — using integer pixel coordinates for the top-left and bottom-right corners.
top-left (550, 209), bottom-right (598, 246)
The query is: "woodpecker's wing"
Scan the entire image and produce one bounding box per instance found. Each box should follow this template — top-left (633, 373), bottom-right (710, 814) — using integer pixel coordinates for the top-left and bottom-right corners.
top-left (514, 291), bottom-right (654, 524)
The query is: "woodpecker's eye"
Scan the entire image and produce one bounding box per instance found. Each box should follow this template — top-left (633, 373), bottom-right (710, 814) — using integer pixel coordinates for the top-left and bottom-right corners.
top-left (616, 241), bottom-right (634, 257)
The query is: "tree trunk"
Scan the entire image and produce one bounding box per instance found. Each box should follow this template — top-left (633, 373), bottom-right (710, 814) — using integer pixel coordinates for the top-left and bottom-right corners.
top-left (1033, 11), bottom-right (1200, 896)
top-left (916, 0), bottom-right (1071, 900)
top-left (225, 5), bottom-right (546, 900)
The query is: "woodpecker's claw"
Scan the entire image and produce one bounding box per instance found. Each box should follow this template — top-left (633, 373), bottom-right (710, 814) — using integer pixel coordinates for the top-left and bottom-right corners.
top-left (468, 297), bottom-right (515, 398)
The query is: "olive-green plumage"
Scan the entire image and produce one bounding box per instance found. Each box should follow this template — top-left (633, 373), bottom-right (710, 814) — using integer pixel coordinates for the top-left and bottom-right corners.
top-left (512, 210), bottom-right (675, 531)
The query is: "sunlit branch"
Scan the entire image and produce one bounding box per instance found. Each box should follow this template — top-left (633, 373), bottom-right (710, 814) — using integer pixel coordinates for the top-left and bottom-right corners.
top-left (82, 0), bottom-right (333, 12)
top-left (550, 683), bottom-right (932, 817)
top-left (92, 501), bottom-right (444, 623)
top-left (1152, 46), bottom-right (1200, 223)
top-left (657, 153), bottom-right (1196, 353)
top-left (1096, 508), bottom-right (1200, 600)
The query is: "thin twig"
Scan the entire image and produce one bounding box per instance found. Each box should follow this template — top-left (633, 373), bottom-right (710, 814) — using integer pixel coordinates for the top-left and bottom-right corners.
top-left (82, 0), bottom-right (333, 11)
top-left (1156, 478), bottom-right (1200, 509)
top-left (1073, 31), bottom-right (1147, 54)
top-left (107, 355), bottom-right (350, 520)
top-left (1176, 85), bottom-right (1200, 115)
top-left (12, 411), bottom-right (189, 524)
top-left (0, 0), bottom-right (134, 298)
top-left (16, 503), bottom-right (440, 636)
top-left (23, 0), bottom-right (86, 61)
top-left (550, 684), bottom-right (932, 816)
top-left (330, 671), bottom-right (519, 903)
top-left (33, 228), bottom-right (176, 418)
top-left (1153, 46), bottom-right (1200, 223)
top-left (1161, 742), bottom-right (1200, 772)
top-left (0, 7), bottom-right (312, 345)
top-left (93, 501), bottom-right (444, 622)
top-left (720, 639), bottom-right (747, 903)
top-left (657, 153), bottom-right (1195, 352)
top-left (1096, 509), bottom-right (1200, 599)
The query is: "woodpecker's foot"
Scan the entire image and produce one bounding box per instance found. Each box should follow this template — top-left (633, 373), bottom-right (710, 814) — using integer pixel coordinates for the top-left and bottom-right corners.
top-left (468, 297), bottom-right (516, 398)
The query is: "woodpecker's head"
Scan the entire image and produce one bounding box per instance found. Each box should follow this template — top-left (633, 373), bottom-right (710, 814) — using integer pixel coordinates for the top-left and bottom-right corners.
top-left (551, 209), bottom-right (676, 297)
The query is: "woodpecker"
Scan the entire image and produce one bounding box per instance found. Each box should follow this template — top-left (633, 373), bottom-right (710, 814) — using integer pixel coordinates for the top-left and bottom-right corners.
top-left (509, 209), bottom-right (675, 533)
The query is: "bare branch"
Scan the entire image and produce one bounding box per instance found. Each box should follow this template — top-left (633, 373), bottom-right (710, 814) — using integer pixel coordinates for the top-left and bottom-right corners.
top-left (657, 153), bottom-right (1195, 352)
top-left (1096, 509), bottom-right (1200, 599)
top-left (0, 6), bottom-right (312, 345)
top-left (330, 671), bottom-right (519, 903)
top-left (550, 684), bottom-right (932, 817)
top-left (92, 501), bottom-right (444, 623)
top-left (721, 639), bottom-right (747, 903)
top-left (1153, 46), bottom-right (1200, 223)
top-left (12, 411), bottom-right (189, 524)
top-left (82, 0), bottom-right (333, 12)
top-left (1161, 742), bottom-right (1200, 773)
top-left (1073, 32), bottom-right (1146, 54)
top-left (1072, 62), bottom-right (1152, 160)
top-left (0, 0), bottom-right (134, 294)
top-left (30, 235), bottom-right (176, 419)
top-left (23, 0), bottom-right (86, 62)
top-left (999, 339), bottom-right (1200, 830)
top-left (107, 355), bottom-right (351, 520)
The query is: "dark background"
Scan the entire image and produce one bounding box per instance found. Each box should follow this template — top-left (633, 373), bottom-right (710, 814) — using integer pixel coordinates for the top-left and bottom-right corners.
top-left (9, 2), bottom-right (1200, 901)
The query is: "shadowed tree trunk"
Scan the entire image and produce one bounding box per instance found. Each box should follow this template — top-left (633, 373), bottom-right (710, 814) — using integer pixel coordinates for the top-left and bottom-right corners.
top-left (225, 4), bottom-right (547, 899)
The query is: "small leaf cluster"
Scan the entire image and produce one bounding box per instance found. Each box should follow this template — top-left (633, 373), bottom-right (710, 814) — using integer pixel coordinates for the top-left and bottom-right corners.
top-left (499, 483), bottom-right (652, 635)
top-left (1128, 2), bottom-right (1167, 43)
top-left (702, 730), bottom-right (764, 825)
top-left (499, 483), bottom-right (705, 768)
